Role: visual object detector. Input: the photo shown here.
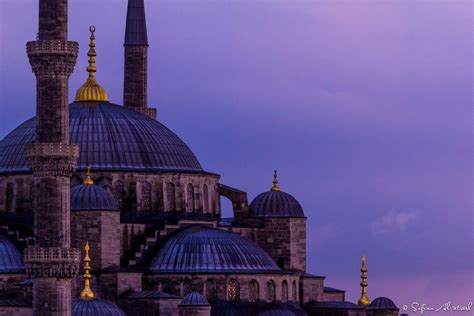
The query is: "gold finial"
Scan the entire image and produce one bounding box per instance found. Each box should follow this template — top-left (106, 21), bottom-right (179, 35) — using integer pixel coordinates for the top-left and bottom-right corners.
top-left (80, 241), bottom-right (95, 300)
top-left (271, 170), bottom-right (281, 191)
top-left (357, 255), bottom-right (371, 306)
top-left (83, 165), bottom-right (94, 185)
top-left (75, 26), bottom-right (109, 102)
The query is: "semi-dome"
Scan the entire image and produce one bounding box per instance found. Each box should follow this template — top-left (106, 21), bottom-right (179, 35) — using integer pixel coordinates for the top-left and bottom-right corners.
top-left (180, 292), bottom-right (210, 306)
top-left (249, 171), bottom-right (304, 218)
top-left (72, 298), bottom-right (126, 316)
top-left (0, 235), bottom-right (25, 273)
top-left (0, 102), bottom-right (203, 174)
top-left (71, 184), bottom-right (117, 211)
top-left (367, 297), bottom-right (398, 310)
top-left (149, 226), bottom-right (281, 273)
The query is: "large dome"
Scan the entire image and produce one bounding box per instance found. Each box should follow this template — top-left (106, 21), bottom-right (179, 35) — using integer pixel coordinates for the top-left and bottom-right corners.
top-left (0, 102), bottom-right (203, 174)
top-left (149, 226), bottom-right (281, 273)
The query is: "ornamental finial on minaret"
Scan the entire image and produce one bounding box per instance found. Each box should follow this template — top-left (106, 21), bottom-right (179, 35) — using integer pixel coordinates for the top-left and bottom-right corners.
top-left (271, 170), bottom-right (281, 191)
top-left (357, 255), bottom-right (371, 306)
top-left (75, 26), bottom-right (109, 102)
top-left (80, 241), bottom-right (94, 299)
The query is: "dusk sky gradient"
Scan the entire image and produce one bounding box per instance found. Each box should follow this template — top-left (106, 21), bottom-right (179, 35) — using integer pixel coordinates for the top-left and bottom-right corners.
top-left (0, 0), bottom-right (472, 312)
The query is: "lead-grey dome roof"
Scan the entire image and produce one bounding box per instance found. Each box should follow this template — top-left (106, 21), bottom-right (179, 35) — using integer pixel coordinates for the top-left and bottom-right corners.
top-left (367, 297), bottom-right (398, 310)
top-left (180, 292), bottom-right (210, 306)
top-left (149, 226), bottom-right (281, 273)
top-left (249, 190), bottom-right (305, 218)
top-left (0, 235), bottom-right (25, 274)
top-left (72, 298), bottom-right (126, 316)
top-left (0, 102), bottom-right (203, 174)
top-left (71, 184), bottom-right (118, 211)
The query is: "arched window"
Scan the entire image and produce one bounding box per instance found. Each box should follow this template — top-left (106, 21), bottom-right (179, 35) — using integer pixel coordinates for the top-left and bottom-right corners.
top-left (277, 257), bottom-right (285, 269)
top-left (5, 183), bottom-right (14, 212)
top-left (227, 279), bottom-right (240, 301)
top-left (282, 280), bottom-right (288, 302)
top-left (292, 280), bottom-right (297, 301)
top-left (127, 182), bottom-right (137, 210)
top-left (113, 180), bottom-right (123, 209)
top-left (29, 181), bottom-right (35, 210)
top-left (186, 183), bottom-right (195, 212)
top-left (182, 279), bottom-right (193, 296)
top-left (203, 184), bottom-right (209, 212)
top-left (141, 181), bottom-right (152, 211)
top-left (166, 183), bottom-right (176, 212)
top-left (249, 280), bottom-right (259, 302)
top-left (160, 279), bottom-right (172, 293)
top-left (266, 280), bottom-right (276, 302)
top-left (206, 279), bottom-right (217, 301)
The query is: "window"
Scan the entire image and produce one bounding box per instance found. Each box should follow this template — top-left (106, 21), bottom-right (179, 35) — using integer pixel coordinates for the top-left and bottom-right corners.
top-left (277, 257), bottom-right (285, 269)
top-left (166, 183), bottom-right (176, 212)
top-left (227, 279), bottom-right (240, 301)
top-left (5, 183), bottom-right (14, 212)
top-left (282, 280), bottom-right (288, 302)
top-left (206, 279), bottom-right (217, 300)
top-left (249, 280), bottom-right (259, 302)
top-left (113, 180), bottom-right (123, 209)
top-left (292, 280), bottom-right (297, 301)
top-left (266, 280), bottom-right (276, 302)
top-left (183, 279), bottom-right (192, 296)
top-left (186, 183), bottom-right (195, 212)
top-left (141, 181), bottom-right (152, 211)
top-left (203, 184), bottom-right (209, 212)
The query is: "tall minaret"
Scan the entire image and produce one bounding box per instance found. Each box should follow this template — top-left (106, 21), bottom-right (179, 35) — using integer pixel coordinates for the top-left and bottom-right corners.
top-left (25, 0), bottom-right (80, 315)
top-left (123, 0), bottom-right (157, 119)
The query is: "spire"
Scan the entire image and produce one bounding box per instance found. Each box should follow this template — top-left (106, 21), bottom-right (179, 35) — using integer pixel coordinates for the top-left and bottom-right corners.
top-left (124, 0), bottom-right (149, 46)
top-left (357, 255), bottom-right (371, 306)
top-left (75, 26), bottom-right (109, 102)
top-left (80, 241), bottom-right (94, 300)
top-left (271, 170), bottom-right (281, 191)
top-left (83, 165), bottom-right (94, 186)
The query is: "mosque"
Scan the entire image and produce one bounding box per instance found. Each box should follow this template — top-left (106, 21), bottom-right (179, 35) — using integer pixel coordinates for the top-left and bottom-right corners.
top-left (0, 0), bottom-right (400, 315)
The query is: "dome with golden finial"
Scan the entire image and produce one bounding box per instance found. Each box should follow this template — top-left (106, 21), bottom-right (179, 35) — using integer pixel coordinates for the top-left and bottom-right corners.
top-left (249, 170), bottom-right (305, 218)
top-left (75, 26), bottom-right (109, 102)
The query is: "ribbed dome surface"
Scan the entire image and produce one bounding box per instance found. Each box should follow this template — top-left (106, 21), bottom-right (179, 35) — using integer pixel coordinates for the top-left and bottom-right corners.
top-left (0, 102), bottom-right (203, 174)
top-left (71, 184), bottom-right (118, 211)
top-left (180, 292), bottom-right (210, 306)
top-left (72, 298), bottom-right (126, 316)
top-left (367, 297), bottom-right (398, 310)
top-left (149, 226), bottom-right (281, 273)
top-left (0, 235), bottom-right (25, 273)
top-left (249, 190), bottom-right (304, 218)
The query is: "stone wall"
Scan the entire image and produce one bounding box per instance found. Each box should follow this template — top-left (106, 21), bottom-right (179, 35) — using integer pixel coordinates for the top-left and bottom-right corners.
top-left (300, 276), bottom-right (325, 303)
top-left (0, 306), bottom-right (32, 316)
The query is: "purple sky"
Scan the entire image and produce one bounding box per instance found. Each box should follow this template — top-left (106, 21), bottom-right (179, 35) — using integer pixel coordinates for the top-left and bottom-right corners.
top-left (0, 0), bottom-right (472, 310)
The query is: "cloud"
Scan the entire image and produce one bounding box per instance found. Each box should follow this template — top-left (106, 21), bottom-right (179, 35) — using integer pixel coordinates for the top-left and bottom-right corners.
top-left (371, 210), bottom-right (416, 235)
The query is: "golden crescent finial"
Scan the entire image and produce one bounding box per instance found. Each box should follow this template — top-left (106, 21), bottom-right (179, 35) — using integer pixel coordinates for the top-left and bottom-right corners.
top-left (271, 170), bottom-right (280, 191)
top-left (358, 254), bottom-right (371, 306)
top-left (75, 26), bottom-right (109, 102)
top-left (80, 241), bottom-right (95, 299)
top-left (83, 165), bottom-right (94, 185)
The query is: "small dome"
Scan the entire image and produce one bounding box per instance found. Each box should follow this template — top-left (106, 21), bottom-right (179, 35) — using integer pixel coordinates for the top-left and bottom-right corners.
top-left (149, 226), bottom-right (281, 273)
top-left (0, 235), bottom-right (25, 273)
top-left (249, 190), bottom-right (304, 218)
top-left (259, 310), bottom-right (297, 316)
top-left (180, 292), bottom-right (210, 306)
top-left (71, 184), bottom-right (117, 211)
top-left (367, 297), bottom-right (398, 310)
top-left (72, 298), bottom-right (126, 316)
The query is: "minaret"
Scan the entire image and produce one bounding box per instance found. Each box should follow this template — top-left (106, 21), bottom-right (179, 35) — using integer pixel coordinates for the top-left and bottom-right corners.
top-left (123, 0), bottom-right (157, 119)
top-left (358, 255), bottom-right (371, 306)
top-left (25, 0), bottom-right (80, 315)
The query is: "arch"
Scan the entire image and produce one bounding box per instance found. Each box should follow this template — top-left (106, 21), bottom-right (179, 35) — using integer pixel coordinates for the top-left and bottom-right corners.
top-left (182, 279), bottom-right (193, 296)
top-left (249, 279), bottom-right (259, 302)
top-left (277, 257), bottom-right (285, 269)
top-left (160, 279), bottom-right (172, 294)
top-left (113, 180), bottom-right (124, 209)
top-left (29, 181), bottom-right (35, 210)
top-left (203, 184), bottom-right (209, 212)
top-left (227, 279), bottom-right (240, 301)
top-left (5, 183), bottom-right (14, 212)
top-left (266, 280), bottom-right (276, 302)
top-left (186, 183), bottom-right (195, 212)
top-left (282, 280), bottom-right (288, 302)
top-left (166, 183), bottom-right (176, 212)
top-left (292, 280), bottom-right (297, 301)
top-left (205, 279), bottom-right (217, 301)
top-left (141, 181), bottom-right (152, 212)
